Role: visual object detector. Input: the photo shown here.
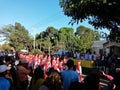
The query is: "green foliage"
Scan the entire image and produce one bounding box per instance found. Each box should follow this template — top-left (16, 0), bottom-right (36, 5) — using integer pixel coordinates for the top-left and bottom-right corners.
top-left (37, 27), bottom-right (59, 52)
top-left (0, 22), bottom-right (33, 51)
top-left (36, 25), bottom-right (101, 53)
top-left (31, 49), bottom-right (42, 54)
top-left (75, 26), bottom-right (100, 52)
top-left (59, 27), bottom-right (74, 50)
top-left (1, 43), bottom-right (12, 51)
top-left (0, 22), bottom-right (101, 54)
top-left (59, 0), bottom-right (120, 41)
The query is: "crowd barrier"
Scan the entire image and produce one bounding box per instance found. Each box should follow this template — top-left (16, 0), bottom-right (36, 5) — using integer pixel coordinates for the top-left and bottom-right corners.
top-left (73, 59), bottom-right (95, 68)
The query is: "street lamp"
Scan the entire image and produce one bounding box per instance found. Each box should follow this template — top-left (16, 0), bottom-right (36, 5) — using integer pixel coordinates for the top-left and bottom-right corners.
top-left (40, 34), bottom-right (42, 51)
top-left (34, 34), bottom-right (35, 49)
top-left (48, 36), bottom-right (51, 56)
top-left (48, 35), bottom-right (54, 55)
top-left (32, 27), bottom-right (36, 50)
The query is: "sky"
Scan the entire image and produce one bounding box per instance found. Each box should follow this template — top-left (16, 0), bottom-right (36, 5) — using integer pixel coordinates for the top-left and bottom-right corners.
top-left (0, 0), bottom-right (109, 38)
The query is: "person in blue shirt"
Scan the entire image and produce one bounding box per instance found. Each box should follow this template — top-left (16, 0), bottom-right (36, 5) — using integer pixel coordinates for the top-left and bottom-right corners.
top-left (0, 77), bottom-right (11, 90)
top-left (0, 64), bottom-right (11, 90)
top-left (61, 59), bottom-right (79, 90)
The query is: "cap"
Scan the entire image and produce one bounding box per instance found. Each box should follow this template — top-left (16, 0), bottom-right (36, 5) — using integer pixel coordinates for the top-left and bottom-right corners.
top-left (0, 65), bottom-right (11, 73)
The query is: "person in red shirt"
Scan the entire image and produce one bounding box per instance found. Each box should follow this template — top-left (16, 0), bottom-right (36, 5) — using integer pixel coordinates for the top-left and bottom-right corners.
top-left (17, 59), bottom-right (31, 90)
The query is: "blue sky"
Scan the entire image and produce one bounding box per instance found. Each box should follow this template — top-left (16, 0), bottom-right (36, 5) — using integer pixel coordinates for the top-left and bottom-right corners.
top-left (0, 0), bottom-right (108, 37)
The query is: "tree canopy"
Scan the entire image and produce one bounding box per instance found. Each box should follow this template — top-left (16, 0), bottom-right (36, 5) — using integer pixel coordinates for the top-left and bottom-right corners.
top-left (0, 22), bottom-right (101, 53)
top-left (0, 22), bottom-right (33, 51)
top-left (36, 26), bottom-right (100, 53)
top-left (75, 26), bottom-right (100, 52)
top-left (59, 0), bottom-right (120, 41)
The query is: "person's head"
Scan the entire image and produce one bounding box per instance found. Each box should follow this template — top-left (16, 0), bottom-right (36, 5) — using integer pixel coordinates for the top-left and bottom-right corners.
top-left (11, 59), bottom-right (15, 65)
top-left (44, 70), bottom-right (62, 90)
top-left (76, 61), bottom-right (81, 70)
top-left (67, 59), bottom-right (74, 69)
top-left (34, 67), bottom-right (44, 81)
top-left (19, 59), bottom-right (28, 68)
top-left (5, 56), bottom-right (11, 66)
top-left (0, 64), bottom-right (11, 77)
top-left (46, 67), bottom-right (54, 76)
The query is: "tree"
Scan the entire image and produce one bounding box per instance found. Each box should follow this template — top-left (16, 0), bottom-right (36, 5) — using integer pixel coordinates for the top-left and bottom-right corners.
top-left (36, 25), bottom-right (100, 53)
top-left (59, 0), bottom-right (120, 41)
top-left (0, 43), bottom-right (12, 53)
top-left (36, 26), bottom-right (59, 53)
top-left (0, 22), bottom-right (33, 51)
top-left (75, 26), bottom-right (100, 52)
top-left (59, 27), bottom-right (74, 50)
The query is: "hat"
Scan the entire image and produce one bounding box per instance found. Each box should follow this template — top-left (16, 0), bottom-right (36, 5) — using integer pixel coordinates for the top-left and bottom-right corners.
top-left (0, 65), bottom-right (11, 73)
top-left (20, 59), bottom-right (28, 64)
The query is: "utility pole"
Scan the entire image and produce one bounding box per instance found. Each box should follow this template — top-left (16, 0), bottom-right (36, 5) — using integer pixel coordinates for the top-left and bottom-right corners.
top-left (34, 34), bottom-right (35, 50)
top-left (48, 36), bottom-right (50, 56)
top-left (32, 27), bottom-right (36, 50)
top-left (40, 34), bottom-right (42, 51)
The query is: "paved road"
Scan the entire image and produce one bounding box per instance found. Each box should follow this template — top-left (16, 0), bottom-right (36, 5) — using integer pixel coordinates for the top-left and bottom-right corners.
top-left (100, 78), bottom-right (110, 90)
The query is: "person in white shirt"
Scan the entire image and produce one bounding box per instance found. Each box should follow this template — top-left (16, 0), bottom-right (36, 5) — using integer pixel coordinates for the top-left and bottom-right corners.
top-left (85, 52), bottom-right (89, 60)
top-left (93, 52), bottom-right (97, 61)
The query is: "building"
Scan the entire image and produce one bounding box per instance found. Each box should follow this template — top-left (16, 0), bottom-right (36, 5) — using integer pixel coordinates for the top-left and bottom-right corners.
top-left (103, 41), bottom-right (120, 55)
top-left (92, 40), bottom-right (106, 55)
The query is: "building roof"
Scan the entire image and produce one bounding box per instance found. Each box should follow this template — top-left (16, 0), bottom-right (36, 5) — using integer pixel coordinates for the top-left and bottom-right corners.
top-left (92, 40), bottom-right (107, 48)
top-left (103, 41), bottom-right (120, 48)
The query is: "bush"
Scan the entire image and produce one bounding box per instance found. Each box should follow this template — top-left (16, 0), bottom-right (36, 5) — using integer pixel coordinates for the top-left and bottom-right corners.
top-left (31, 49), bottom-right (42, 54)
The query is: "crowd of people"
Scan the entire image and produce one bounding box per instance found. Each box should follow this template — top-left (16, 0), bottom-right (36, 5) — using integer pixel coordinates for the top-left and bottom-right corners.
top-left (0, 50), bottom-right (120, 90)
